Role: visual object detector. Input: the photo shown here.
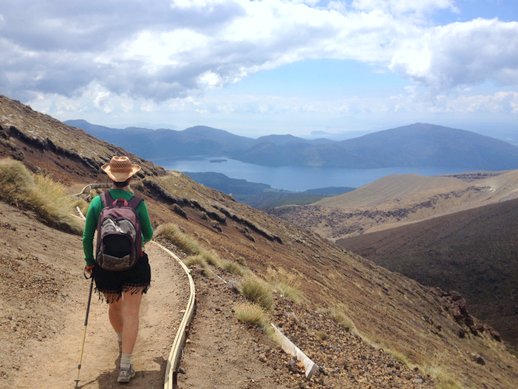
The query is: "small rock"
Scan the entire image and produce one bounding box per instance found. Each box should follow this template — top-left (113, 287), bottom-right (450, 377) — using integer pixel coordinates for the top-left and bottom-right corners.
top-left (288, 357), bottom-right (301, 374)
top-left (470, 353), bottom-right (486, 365)
top-left (227, 280), bottom-right (240, 294)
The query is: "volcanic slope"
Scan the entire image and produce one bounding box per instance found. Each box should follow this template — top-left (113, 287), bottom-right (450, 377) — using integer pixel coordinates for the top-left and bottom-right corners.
top-left (1, 95), bottom-right (518, 388)
top-left (272, 170), bottom-right (518, 240)
top-left (338, 197), bottom-right (518, 350)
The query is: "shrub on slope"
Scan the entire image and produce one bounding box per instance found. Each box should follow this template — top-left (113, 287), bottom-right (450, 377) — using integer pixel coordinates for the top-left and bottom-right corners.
top-left (0, 158), bottom-right (82, 234)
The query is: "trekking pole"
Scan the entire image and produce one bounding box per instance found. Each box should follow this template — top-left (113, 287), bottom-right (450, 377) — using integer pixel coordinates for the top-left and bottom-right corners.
top-left (74, 274), bottom-right (94, 388)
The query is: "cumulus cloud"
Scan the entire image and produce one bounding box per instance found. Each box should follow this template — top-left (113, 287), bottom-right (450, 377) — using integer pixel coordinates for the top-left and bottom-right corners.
top-left (391, 18), bottom-right (518, 89)
top-left (351, 0), bottom-right (457, 17)
top-left (0, 0), bottom-right (517, 117)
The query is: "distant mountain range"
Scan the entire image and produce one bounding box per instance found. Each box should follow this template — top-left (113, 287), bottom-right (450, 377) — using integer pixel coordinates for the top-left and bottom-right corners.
top-left (66, 120), bottom-right (518, 170)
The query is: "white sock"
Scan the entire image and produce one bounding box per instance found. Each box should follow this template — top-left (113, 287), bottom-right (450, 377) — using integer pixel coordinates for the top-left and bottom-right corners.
top-left (120, 353), bottom-right (132, 370)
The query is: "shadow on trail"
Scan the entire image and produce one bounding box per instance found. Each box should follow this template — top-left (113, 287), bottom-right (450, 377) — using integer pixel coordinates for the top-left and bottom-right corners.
top-left (77, 356), bottom-right (167, 388)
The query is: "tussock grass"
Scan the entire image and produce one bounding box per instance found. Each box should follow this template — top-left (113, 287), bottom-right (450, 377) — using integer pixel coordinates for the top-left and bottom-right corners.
top-left (184, 254), bottom-right (208, 268)
top-left (155, 223), bottom-right (203, 255)
top-left (234, 302), bottom-right (269, 332)
top-left (222, 260), bottom-right (246, 275)
top-left (328, 305), bottom-right (359, 334)
top-left (201, 249), bottom-right (222, 267)
top-left (0, 159), bottom-right (34, 204)
top-left (156, 222), bottom-right (248, 276)
top-left (241, 275), bottom-right (273, 310)
top-left (315, 330), bottom-right (329, 340)
top-left (0, 159), bottom-right (82, 234)
top-left (435, 379), bottom-right (464, 389)
top-left (266, 267), bottom-right (303, 303)
top-left (424, 355), bottom-right (464, 389)
top-left (73, 197), bottom-right (89, 217)
top-left (156, 222), bottom-right (247, 278)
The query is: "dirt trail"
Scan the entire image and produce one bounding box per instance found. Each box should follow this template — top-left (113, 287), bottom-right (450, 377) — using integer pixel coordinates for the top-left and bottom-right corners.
top-left (1, 203), bottom-right (188, 389)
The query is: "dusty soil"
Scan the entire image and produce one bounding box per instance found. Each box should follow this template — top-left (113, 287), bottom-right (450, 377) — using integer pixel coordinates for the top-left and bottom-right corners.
top-left (172, 252), bottom-right (435, 389)
top-left (0, 202), bottom-right (188, 389)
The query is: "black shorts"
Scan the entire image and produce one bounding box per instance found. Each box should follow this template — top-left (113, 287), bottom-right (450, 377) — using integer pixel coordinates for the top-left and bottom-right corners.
top-left (94, 252), bottom-right (151, 301)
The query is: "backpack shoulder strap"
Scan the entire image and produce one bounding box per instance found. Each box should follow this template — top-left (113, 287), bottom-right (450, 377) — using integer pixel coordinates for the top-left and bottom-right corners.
top-left (127, 195), bottom-right (143, 210)
top-left (100, 190), bottom-right (114, 208)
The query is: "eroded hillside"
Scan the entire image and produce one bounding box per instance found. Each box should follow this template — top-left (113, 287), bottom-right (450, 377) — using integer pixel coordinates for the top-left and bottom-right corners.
top-left (339, 197), bottom-right (518, 350)
top-left (272, 171), bottom-right (518, 240)
top-left (0, 95), bottom-right (165, 185)
top-left (1, 95), bottom-right (517, 388)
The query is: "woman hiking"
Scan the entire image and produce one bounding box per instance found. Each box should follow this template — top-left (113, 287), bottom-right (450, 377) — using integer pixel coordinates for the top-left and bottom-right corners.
top-left (82, 156), bottom-right (154, 383)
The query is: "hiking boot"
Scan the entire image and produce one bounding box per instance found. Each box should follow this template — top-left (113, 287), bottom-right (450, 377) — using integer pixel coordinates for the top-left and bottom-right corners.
top-left (117, 365), bottom-right (135, 383)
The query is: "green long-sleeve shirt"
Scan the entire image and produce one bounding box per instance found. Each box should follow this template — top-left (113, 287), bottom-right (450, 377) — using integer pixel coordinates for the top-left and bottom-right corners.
top-left (82, 189), bottom-right (154, 266)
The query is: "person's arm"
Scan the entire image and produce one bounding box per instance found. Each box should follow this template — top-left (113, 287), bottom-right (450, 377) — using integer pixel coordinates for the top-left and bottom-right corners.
top-left (82, 196), bottom-right (102, 266)
top-left (137, 200), bottom-right (153, 243)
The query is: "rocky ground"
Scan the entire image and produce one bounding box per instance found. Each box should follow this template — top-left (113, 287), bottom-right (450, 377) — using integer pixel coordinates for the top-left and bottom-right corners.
top-left (172, 248), bottom-right (435, 389)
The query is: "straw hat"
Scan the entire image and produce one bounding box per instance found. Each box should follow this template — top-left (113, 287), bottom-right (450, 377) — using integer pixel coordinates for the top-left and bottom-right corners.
top-left (101, 156), bottom-right (141, 182)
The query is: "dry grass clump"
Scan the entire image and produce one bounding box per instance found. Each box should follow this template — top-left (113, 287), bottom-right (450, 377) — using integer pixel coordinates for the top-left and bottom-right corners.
top-left (424, 355), bottom-right (464, 389)
top-left (234, 302), bottom-right (269, 332)
top-left (155, 223), bottom-right (203, 255)
top-left (73, 197), bottom-right (89, 217)
top-left (156, 223), bottom-right (247, 276)
top-left (201, 249), bottom-right (222, 267)
top-left (266, 267), bottom-right (303, 304)
top-left (315, 330), bottom-right (329, 340)
top-left (0, 159), bottom-right (82, 234)
top-left (183, 254), bottom-right (208, 268)
top-left (435, 378), bottom-right (464, 389)
top-left (241, 275), bottom-right (274, 310)
top-left (222, 260), bottom-right (245, 275)
top-left (328, 305), bottom-right (359, 335)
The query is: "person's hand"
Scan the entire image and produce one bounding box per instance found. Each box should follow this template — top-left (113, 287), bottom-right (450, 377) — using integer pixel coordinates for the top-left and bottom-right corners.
top-left (84, 265), bottom-right (95, 278)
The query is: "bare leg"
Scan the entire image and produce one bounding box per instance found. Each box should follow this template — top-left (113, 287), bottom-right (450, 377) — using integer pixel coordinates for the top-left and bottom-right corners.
top-left (121, 290), bottom-right (144, 354)
top-left (106, 293), bottom-right (123, 335)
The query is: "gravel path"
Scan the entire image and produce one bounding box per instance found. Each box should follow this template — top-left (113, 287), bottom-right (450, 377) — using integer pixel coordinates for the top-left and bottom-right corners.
top-left (1, 203), bottom-right (188, 389)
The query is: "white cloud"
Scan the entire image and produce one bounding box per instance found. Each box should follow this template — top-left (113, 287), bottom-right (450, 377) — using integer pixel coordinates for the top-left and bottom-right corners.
top-left (0, 0), bottom-right (421, 100)
top-left (0, 0), bottom-right (515, 129)
top-left (351, 0), bottom-right (457, 16)
top-left (391, 18), bottom-right (518, 88)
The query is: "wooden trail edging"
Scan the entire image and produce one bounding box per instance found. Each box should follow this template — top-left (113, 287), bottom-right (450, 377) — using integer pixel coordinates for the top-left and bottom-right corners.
top-left (151, 241), bottom-right (196, 389)
top-left (271, 323), bottom-right (319, 378)
top-left (73, 183), bottom-right (112, 198)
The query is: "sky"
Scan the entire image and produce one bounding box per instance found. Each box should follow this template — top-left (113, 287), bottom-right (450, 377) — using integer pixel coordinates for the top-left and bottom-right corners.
top-left (1, 0), bottom-right (517, 138)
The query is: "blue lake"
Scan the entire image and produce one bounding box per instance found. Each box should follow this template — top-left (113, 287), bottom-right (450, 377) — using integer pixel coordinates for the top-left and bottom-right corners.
top-left (162, 157), bottom-right (473, 192)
